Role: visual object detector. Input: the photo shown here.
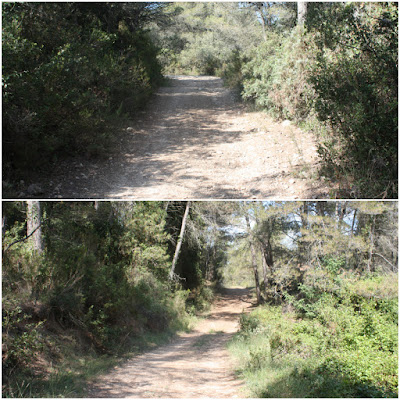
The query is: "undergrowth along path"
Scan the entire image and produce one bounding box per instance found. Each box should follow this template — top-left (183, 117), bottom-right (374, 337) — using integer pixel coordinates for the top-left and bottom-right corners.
top-left (29, 75), bottom-right (330, 199)
top-left (87, 287), bottom-right (253, 398)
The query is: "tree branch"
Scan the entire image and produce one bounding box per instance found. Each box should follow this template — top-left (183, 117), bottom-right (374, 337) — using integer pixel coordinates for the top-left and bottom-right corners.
top-left (372, 252), bottom-right (397, 270)
top-left (3, 222), bottom-right (44, 253)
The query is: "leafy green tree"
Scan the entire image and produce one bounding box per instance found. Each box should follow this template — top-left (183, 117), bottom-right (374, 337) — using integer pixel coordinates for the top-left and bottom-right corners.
top-left (307, 2), bottom-right (398, 197)
top-left (151, 2), bottom-right (263, 75)
top-left (239, 2), bottom-right (397, 197)
top-left (3, 3), bottom-right (164, 183)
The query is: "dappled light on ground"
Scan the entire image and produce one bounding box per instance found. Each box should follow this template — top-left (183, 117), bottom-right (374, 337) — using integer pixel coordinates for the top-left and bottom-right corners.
top-left (87, 288), bottom-right (253, 398)
top-left (31, 76), bottom-right (330, 199)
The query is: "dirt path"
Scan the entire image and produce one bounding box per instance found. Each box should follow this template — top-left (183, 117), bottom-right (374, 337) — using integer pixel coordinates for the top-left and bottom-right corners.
top-left (87, 288), bottom-right (253, 398)
top-left (28, 75), bottom-right (331, 199)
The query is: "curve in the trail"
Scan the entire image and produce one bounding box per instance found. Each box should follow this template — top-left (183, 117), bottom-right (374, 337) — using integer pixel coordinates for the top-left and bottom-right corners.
top-left (30, 75), bottom-right (329, 199)
top-left (87, 288), bottom-right (253, 398)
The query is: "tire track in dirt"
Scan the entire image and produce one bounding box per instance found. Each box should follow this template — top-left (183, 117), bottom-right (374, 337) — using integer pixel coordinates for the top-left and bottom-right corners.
top-left (30, 75), bottom-right (330, 199)
top-left (87, 288), bottom-right (254, 398)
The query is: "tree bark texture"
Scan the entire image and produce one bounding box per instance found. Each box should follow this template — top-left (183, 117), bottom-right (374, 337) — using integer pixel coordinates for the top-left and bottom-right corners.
top-left (27, 200), bottom-right (43, 254)
top-left (169, 201), bottom-right (191, 280)
top-left (367, 215), bottom-right (376, 274)
top-left (245, 213), bottom-right (263, 304)
top-left (297, 2), bottom-right (307, 25)
top-left (261, 247), bottom-right (269, 297)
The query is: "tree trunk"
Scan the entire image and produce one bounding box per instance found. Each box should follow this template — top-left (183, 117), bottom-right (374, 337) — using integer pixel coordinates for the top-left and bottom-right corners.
top-left (261, 246), bottom-right (269, 297)
top-left (2, 215), bottom-right (6, 237)
top-left (27, 201), bottom-right (43, 254)
top-left (351, 209), bottom-right (358, 234)
top-left (367, 215), bottom-right (376, 274)
top-left (335, 201), bottom-right (347, 229)
top-left (297, 2), bottom-right (308, 26)
top-left (169, 201), bottom-right (191, 280)
top-left (345, 208), bottom-right (358, 268)
top-left (255, 3), bottom-right (267, 41)
top-left (259, 234), bottom-right (274, 298)
top-left (245, 213), bottom-right (263, 304)
top-left (263, 237), bottom-right (274, 268)
top-left (299, 201), bottom-right (310, 264)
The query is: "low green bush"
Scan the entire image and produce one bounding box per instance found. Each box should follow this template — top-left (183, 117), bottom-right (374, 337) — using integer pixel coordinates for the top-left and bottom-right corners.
top-left (241, 29), bottom-right (316, 121)
top-left (2, 305), bottom-right (44, 375)
top-left (229, 274), bottom-right (398, 397)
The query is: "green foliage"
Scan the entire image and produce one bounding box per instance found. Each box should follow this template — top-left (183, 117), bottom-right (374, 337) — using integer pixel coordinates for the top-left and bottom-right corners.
top-left (2, 304), bottom-right (44, 375)
top-left (36, 202), bottom-right (184, 345)
top-left (151, 3), bottom-right (263, 76)
top-left (3, 3), bottom-right (163, 181)
top-left (239, 3), bottom-right (398, 198)
top-left (308, 3), bottom-right (398, 197)
top-left (191, 286), bottom-right (215, 312)
top-left (222, 242), bottom-right (254, 288)
top-left (242, 29), bottom-right (316, 121)
top-left (2, 201), bottom-right (223, 397)
top-left (230, 273), bottom-right (398, 398)
top-left (323, 255), bottom-right (345, 275)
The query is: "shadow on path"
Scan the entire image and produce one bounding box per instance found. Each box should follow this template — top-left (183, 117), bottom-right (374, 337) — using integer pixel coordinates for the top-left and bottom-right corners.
top-left (23, 75), bottom-right (329, 199)
top-left (87, 286), bottom-right (253, 398)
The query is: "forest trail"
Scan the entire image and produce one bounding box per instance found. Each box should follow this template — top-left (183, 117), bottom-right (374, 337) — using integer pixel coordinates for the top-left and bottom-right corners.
top-left (37, 75), bottom-right (330, 199)
top-left (87, 287), bottom-right (253, 398)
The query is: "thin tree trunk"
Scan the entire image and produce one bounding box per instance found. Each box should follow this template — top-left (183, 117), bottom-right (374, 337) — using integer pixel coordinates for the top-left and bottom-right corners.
top-left (367, 215), bottom-right (376, 274)
top-left (259, 233), bottom-right (274, 299)
top-left (261, 246), bottom-right (269, 297)
top-left (335, 202), bottom-right (340, 230)
top-left (299, 201), bottom-right (310, 264)
top-left (255, 3), bottom-right (267, 41)
top-left (335, 201), bottom-right (347, 229)
top-left (27, 201), bottom-right (43, 254)
top-left (297, 2), bottom-right (307, 26)
top-left (245, 214), bottom-right (263, 304)
top-left (169, 201), bottom-right (191, 280)
top-left (2, 215), bottom-right (6, 237)
top-left (345, 208), bottom-right (358, 268)
top-left (351, 209), bottom-right (358, 234)
top-left (372, 252), bottom-right (397, 271)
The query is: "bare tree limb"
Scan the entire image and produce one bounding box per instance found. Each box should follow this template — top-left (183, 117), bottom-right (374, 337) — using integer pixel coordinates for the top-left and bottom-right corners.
top-left (372, 252), bottom-right (397, 270)
top-left (169, 201), bottom-right (191, 280)
top-left (3, 222), bottom-right (44, 253)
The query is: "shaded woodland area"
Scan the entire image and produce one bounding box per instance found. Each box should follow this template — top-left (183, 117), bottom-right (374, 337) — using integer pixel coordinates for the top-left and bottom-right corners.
top-left (1, 1), bottom-right (399, 398)
top-left (2, 201), bottom-right (398, 397)
top-left (2, 2), bottom-right (398, 198)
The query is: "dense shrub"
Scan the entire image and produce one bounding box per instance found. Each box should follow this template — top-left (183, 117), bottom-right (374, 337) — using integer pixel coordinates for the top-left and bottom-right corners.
top-left (2, 304), bottom-right (44, 375)
top-left (239, 3), bottom-right (397, 198)
top-left (2, 202), bottom-right (181, 352)
top-left (242, 29), bottom-right (316, 121)
top-left (229, 273), bottom-right (398, 398)
top-left (308, 2), bottom-right (398, 198)
top-left (2, 3), bottom-right (163, 180)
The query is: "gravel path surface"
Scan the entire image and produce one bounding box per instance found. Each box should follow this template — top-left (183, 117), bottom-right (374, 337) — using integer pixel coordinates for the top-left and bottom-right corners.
top-left (87, 288), bottom-right (253, 398)
top-left (22, 75), bottom-right (330, 199)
